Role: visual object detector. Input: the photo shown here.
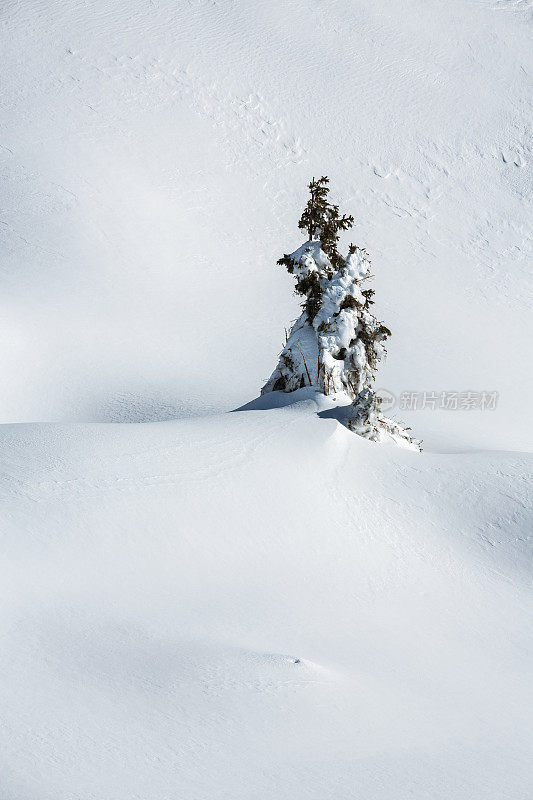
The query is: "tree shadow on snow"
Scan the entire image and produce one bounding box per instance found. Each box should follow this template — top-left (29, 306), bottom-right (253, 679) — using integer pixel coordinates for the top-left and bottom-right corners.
top-left (233, 387), bottom-right (353, 430)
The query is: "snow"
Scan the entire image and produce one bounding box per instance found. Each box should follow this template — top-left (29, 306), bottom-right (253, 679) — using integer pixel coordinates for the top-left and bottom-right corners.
top-left (1, 0), bottom-right (532, 797)
top-left (1, 396), bottom-right (531, 798)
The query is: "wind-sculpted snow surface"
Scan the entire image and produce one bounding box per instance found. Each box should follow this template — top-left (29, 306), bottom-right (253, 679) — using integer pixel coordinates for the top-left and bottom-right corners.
top-left (0, 0), bottom-right (531, 451)
top-left (0, 397), bottom-right (531, 799)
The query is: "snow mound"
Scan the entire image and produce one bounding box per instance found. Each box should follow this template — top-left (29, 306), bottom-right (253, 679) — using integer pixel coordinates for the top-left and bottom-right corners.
top-left (0, 405), bottom-right (531, 798)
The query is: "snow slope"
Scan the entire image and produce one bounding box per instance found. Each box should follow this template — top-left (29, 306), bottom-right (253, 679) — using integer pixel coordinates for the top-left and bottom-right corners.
top-left (1, 0), bottom-right (532, 797)
top-left (1, 393), bottom-right (531, 799)
top-left (1, 0), bottom-right (531, 446)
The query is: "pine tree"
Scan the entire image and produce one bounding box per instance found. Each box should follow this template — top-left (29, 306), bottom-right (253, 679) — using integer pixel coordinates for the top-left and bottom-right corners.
top-left (347, 387), bottom-right (420, 450)
top-left (262, 177), bottom-right (420, 450)
top-left (297, 176), bottom-right (354, 272)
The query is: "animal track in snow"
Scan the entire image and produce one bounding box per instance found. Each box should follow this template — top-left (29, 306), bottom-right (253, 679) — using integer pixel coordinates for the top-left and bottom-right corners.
top-left (491, 0), bottom-right (533, 10)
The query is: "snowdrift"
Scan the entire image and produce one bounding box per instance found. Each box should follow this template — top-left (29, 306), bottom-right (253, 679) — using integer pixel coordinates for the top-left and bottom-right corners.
top-left (0, 393), bottom-right (531, 799)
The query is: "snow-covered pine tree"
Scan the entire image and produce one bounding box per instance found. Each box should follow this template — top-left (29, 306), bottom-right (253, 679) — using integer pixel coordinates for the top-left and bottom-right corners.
top-left (262, 176), bottom-right (420, 450)
top-left (347, 387), bottom-right (420, 450)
